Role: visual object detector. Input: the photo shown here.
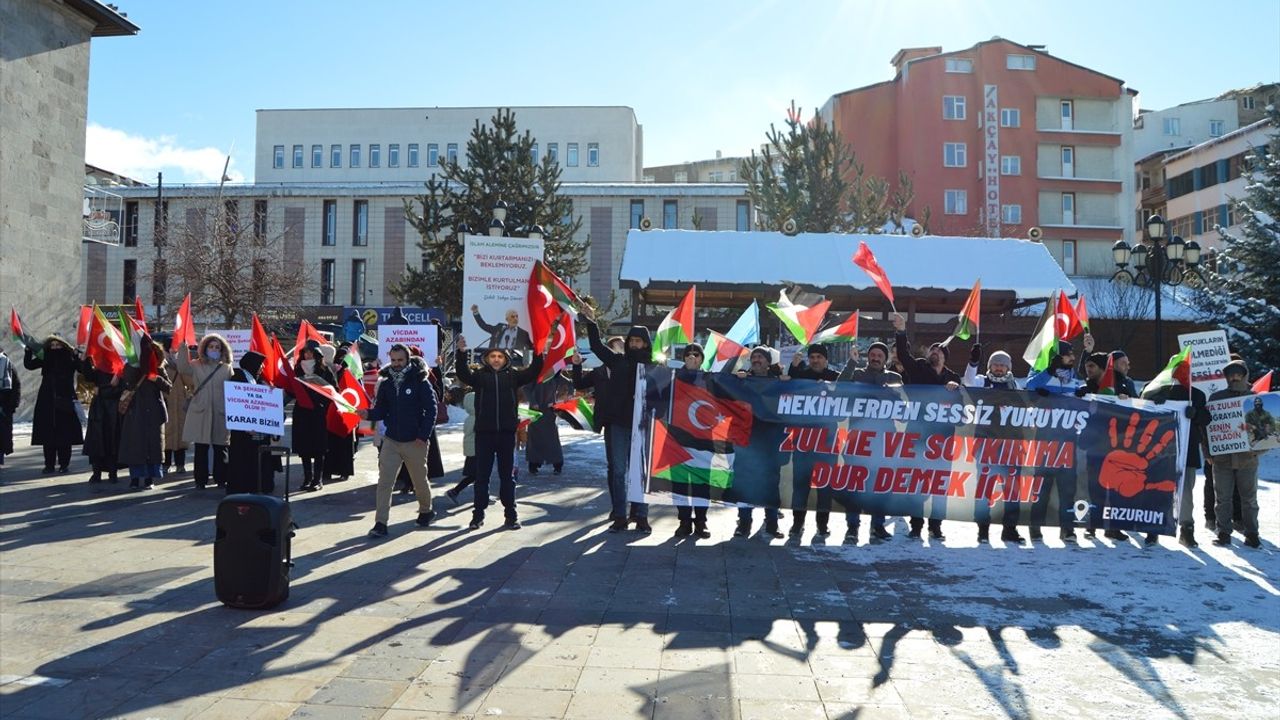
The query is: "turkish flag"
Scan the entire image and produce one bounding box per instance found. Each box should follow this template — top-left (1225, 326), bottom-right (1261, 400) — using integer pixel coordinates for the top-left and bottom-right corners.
top-left (671, 379), bottom-right (753, 447)
top-left (852, 242), bottom-right (895, 308)
top-left (325, 368), bottom-right (370, 436)
top-left (171, 293), bottom-right (195, 351)
top-left (538, 308), bottom-right (575, 383)
top-left (1054, 292), bottom-right (1083, 340)
top-left (250, 314), bottom-right (278, 386)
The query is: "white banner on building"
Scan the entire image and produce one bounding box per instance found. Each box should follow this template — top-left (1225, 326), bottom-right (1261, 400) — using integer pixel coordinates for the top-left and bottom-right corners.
top-left (224, 381), bottom-right (284, 436)
top-left (983, 84), bottom-right (1000, 237)
top-left (377, 325), bottom-right (439, 367)
top-left (206, 329), bottom-right (251, 359)
top-left (461, 234), bottom-right (545, 357)
top-left (1176, 330), bottom-right (1230, 396)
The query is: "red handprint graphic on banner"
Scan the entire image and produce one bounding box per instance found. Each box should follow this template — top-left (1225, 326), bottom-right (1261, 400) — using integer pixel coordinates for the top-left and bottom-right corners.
top-left (1098, 412), bottom-right (1177, 498)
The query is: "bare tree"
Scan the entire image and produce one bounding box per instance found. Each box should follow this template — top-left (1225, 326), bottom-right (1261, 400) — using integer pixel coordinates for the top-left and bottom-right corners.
top-left (150, 197), bottom-right (311, 327)
top-left (1090, 280), bottom-right (1155, 351)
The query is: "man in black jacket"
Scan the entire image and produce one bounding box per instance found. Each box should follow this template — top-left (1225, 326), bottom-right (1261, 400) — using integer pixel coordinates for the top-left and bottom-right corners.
top-left (571, 335), bottom-right (624, 497)
top-left (892, 313), bottom-right (959, 541)
top-left (581, 307), bottom-right (654, 534)
top-left (1140, 368), bottom-right (1210, 547)
top-left (454, 337), bottom-right (544, 530)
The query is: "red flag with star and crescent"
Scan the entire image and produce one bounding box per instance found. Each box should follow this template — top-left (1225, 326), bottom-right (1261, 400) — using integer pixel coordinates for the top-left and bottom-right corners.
top-left (670, 379), bottom-right (753, 447)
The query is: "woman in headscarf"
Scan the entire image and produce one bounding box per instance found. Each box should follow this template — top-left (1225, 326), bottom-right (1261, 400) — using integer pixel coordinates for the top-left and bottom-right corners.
top-left (162, 346), bottom-right (193, 474)
top-left (118, 342), bottom-right (172, 490)
top-left (291, 343), bottom-right (334, 492)
top-left (79, 348), bottom-right (125, 483)
top-left (325, 343), bottom-right (360, 483)
top-left (176, 334), bottom-right (233, 489)
top-left (25, 336), bottom-right (83, 474)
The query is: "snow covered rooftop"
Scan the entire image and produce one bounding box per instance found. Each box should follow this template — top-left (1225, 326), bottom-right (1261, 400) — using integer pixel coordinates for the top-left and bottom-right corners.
top-left (619, 230), bottom-right (1075, 300)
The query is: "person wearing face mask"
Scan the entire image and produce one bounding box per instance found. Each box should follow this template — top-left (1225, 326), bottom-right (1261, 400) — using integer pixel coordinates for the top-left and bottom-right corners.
top-left (963, 346), bottom-right (1027, 545)
top-left (25, 335), bottom-right (83, 474)
top-left (290, 344), bottom-right (335, 492)
top-left (162, 347), bottom-right (193, 474)
top-left (454, 337), bottom-right (542, 530)
top-left (117, 342), bottom-right (172, 491)
top-left (891, 314), bottom-right (959, 542)
top-left (176, 334), bottom-right (233, 489)
top-left (729, 347), bottom-right (785, 540)
top-left (581, 306), bottom-right (654, 534)
top-left (1207, 360), bottom-right (1263, 549)
top-left (325, 343), bottom-right (360, 484)
top-left (79, 348), bottom-right (125, 484)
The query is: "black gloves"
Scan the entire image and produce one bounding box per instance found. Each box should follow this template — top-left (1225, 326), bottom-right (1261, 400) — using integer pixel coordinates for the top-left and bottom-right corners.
top-left (969, 343), bottom-right (982, 365)
top-left (1184, 405), bottom-right (1196, 419)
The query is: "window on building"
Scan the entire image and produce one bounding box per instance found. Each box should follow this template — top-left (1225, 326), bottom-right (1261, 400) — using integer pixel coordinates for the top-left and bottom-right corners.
top-left (369, 144), bottom-right (380, 168)
top-left (1000, 155), bottom-right (1021, 175)
top-left (629, 200), bottom-right (644, 229)
top-left (320, 259), bottom-right (335, 305)
top-left (1000, 108), bottom-right (1020, 128)
top-left (1163, 117), bottom-right (1181, 136)
top-left (311, 144), bottom-right (323, 168)
top-left (350, 259), bottom-right (366, 305)
top-left (708, 171), bottom-right (723, 182)
top-left (408, 143), bottom-right (419, 167)
top-left (388, 143), bottom-right (400, 168)
top-left (124, 201), bottom-right (139, 247)
top-left (1060, 100), bottom-right (1074, 130)
top-left (322, 200), bottom-right (337, 246)
top-left (447, 143), bottom-right (458, 165)
top-left (530, 143), bottom-right (539, 164)
top-left (728, 170), bottom-right (737, 181)
top-left (943, 95), bottom-right (966, 120)
top-left (674, 171), bottom-right (688, 182)
top-left (292, 145), bottom-right (303, 168)
top-left (1062, 240), bottom-right (1077, 274)
top-left (1242, 96), bottom-right (1256, 110)
top-left (353, 200), bottom-right (368, 246)
top-left (567, 143), bottom-right (579, 167)
top-left (944, 190), bottom-right (967, 215)
top-left (254, 200), bottom-right (268, 240)
top-left (1061, 146), bottom-right (1075, 177)
top-left (123, 259), bottom-right (137, 303)
top-left (223, 199), bottom-right (239, 235)
top-left (350, 144), bottom-right (361, 168)
top-left (1061, 193), bottom-right (1076, 224)
top-left (945, 58), bottom-right (973, 73)
top-left (330, 144), bottom-right (341, 168)
top-left (736, 200), bottom-right (750, 231)
top-left (1001, 204), bottom-right (1022, 224)
top-left (1209, 119), bottom-right (1225, 137)
top-left (1006, 54), bottom-right (1036, 70)
top-left (273, 145), bottom-right (285, 169)
top-left (943, 142), bottom-right (967, 167)
top-left (428, 143), bottom-right (438, 167)
top-left (547, 143), bottom-right (559, 163)
top-left (663, 199), bottom-right (678, 229)
top-left (588, 143), bottom-right (599, 167)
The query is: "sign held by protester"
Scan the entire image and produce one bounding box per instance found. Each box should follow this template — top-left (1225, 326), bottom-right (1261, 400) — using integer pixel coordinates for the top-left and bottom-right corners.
top-left (206, 329), bottom-right (251, 359)
top-left (376, 325), bottom-right (439, 367)
top-left (1206, 391), bottom-right (1280, 456)
top-left (461, 235), bottom-right (544, 357)
top-left (1177, 330), bottom-right (1231, 395)
top-left (225, 382), bottom-right (284, 435)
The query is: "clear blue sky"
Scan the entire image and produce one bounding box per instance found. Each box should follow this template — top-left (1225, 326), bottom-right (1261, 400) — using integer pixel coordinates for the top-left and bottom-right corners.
top-left (86, 0), bottom-right (1279, 184)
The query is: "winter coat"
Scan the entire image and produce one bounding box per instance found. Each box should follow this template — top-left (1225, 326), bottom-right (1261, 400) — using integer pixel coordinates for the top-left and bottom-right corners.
top-left (368, 358), bottom-right (437, 443)
top-left (570, 363), bottom-right (610, 434)
top-left (25, 343), bottom-right (83, 448)
top-left (790, 364), bottom-right (840, 381)
top-left (894, 332), bottom-right (961, 386)
top-left (962, 363), bottom-right (1022, 390)
top-left (290, 363), bottom-right (335, 459)
top-left (454, 350), bottom-right (543, 433)
top-left (118, 368), bottom-right (171, 467)
top-left (80, 359), bottom-right (124, 466)
top-left (163, 363), bottom-right (192, 451)
top-left (585, 320), bottom-right (652, 428)
top-left (225, 367), bottom-right (277, 495)
top-left (325, 365), bottom-right (358, 477)
top-left (525, 376), bottom-right (566, 466)
top-left (0, 351), bottom-right (19, 456)
top-left (1144, 383), bottom-right (1209, 467)
top-left (177, 335), bottom-right (233, 446)
top-left (841, 365), bottom-right (904, 386)
top-left (462, 391), bottom-right (476, 456)
top-left (1208, 381), bottom-right (1262, 468)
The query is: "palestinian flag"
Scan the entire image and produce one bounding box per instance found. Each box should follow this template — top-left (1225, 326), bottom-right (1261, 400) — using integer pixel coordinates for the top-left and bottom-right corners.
top-left (553, 396), bottom-right (595, 431)
top-left (949, 280), bottom-right (981, 342)
top-left (116, 310), bottom-right (144, 366)
top-left (702, 330), bottom-right (752, 372)
top-left (1253, 370), bottom-right (1273, 394)
top-left (1140, 345), bottom-right (1192, 399)
top-left (650, 419), bottom-right (734, 489)
top-left (1023, 292), bottom-right (1060, 372)
top-left (813, 311), bottom-right (859, 344)
top-left (517, 405), bottom-right (542, 431)
top-left (767, 289), bottom-right (831, 346)
top-left (1097, 352), bottom-right (1118, 396)
top-left (9, 308), bottom-right (42, 355)
top-left (1075, 295), bottom-right (1091, 334)
top-left (652, 286), bottom-right (695, 362)
top-left (342, 350), bottom-right (362, 379)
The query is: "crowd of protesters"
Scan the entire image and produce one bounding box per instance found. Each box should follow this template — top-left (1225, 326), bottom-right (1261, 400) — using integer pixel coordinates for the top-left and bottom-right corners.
top-left (0, 302), bottom-right (1269, 552)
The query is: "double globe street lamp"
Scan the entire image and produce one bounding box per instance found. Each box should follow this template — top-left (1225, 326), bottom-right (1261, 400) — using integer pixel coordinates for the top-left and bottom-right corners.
top-left (1110, 213), bottom-right (1203, 360)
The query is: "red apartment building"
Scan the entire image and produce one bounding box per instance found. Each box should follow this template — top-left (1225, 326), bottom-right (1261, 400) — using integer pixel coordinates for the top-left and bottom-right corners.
top-left (821, 38), bottom-right (1136, 277)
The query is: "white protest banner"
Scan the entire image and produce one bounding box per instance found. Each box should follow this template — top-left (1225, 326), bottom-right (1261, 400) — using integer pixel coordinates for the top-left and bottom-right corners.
top-left (462, 235), bottom-right (544, 358)
top-left (1177, 330), bottom-right (1230, 395)
top-left (377, 325), bottom-right (439, 367)
top-left (224, 382), bottom-right (285, 436)
top-left (206, 329), bottom-right (252, 359)
top-left (1220, 391), bottom-right (1280, 454)
top-left (1206, 395), bottom-right (1251, 456)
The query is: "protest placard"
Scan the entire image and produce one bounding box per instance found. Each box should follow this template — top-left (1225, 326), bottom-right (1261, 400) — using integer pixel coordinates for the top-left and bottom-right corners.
top-left (376, 325), bottom-right (439, 366)
top-left (1177, 329), bottom-right (1231, 395)
top-left (461, 234), bottom-right (544, 360)
top-left (224, 381), bottom-right (284, 436)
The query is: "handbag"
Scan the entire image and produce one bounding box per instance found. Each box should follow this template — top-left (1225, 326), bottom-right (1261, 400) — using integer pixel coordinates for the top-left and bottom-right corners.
top-left (118, 389), bottom-right (134, 415)
top-left (184, 368), bottom-right (221, 412)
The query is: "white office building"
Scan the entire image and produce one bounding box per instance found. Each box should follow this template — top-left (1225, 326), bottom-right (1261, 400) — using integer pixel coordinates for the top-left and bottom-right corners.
top-left (1162, 119), bottom-right (1271, 253)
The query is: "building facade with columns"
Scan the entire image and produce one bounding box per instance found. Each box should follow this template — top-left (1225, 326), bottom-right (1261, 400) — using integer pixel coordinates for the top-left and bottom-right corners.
top-left (821, 38), bottom-right (1136, 278)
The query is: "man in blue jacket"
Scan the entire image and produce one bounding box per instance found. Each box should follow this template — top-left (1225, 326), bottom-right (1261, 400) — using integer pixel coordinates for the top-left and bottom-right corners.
top-left (360, 344), bottom-right (438, 538)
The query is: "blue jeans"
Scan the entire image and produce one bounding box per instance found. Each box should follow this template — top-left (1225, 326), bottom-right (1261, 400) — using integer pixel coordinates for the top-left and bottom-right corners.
top-left (607, 424), bottom-right (647, 519)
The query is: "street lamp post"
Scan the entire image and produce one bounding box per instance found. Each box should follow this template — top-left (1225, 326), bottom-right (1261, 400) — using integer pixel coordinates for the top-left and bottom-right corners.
top-left (1109, 214), bottom-right (1202, 361)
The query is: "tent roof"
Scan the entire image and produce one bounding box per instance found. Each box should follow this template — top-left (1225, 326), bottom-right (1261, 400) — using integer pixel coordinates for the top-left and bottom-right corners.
top-left (619, 230), bottom-right (1075, 301)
